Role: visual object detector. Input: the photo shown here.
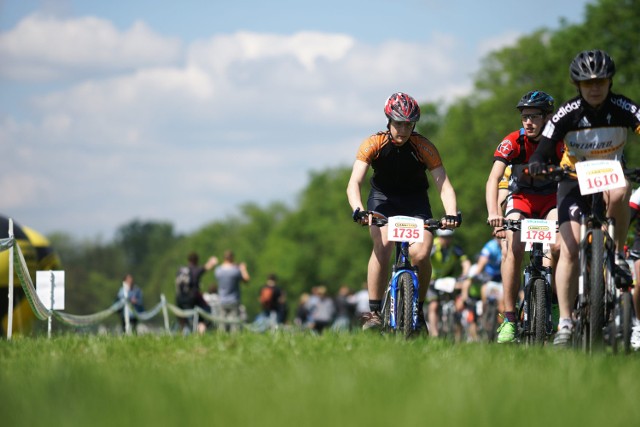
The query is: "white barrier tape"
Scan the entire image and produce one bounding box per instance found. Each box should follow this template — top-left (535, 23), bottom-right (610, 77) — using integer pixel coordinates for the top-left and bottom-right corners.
top-left (128, 300), bottom-right (164, 321)
top-left (13, 242), bottom-right (52, 320)
top-left (3, 235), bottom-right (248, 332)
top-left (194, 306), bottom-right (243, 325)
top-left (165, 302), bottom-right (197, 318)
top-left (0, 237), bottom-right (14, 251)
top-left (164, 303), bottom-right (243, 325)
top-left (53, 300), bottom-right (125, 327)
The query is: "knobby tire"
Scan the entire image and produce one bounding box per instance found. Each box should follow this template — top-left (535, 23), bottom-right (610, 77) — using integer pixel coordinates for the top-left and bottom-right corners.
top-left (589, 229), bottom-right (605, 352)
top-left (622, 291), bottom-right (633, 354)
top-left (398, 272), bottom-right (415, 338)
top-left (382, 289), bottom-right (391, 334)
top-left (483, 301), bottom-right (498, 342)
top-left (530, 278), bottom-right (548, 345)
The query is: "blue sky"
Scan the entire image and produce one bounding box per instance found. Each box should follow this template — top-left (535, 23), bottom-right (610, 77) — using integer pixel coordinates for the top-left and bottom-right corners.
top-left (1, 0), bottom-right (593, 239)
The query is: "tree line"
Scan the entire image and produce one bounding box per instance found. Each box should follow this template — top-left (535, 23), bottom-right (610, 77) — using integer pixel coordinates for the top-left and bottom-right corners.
top-left (49, 0), bottom-right (640, 322)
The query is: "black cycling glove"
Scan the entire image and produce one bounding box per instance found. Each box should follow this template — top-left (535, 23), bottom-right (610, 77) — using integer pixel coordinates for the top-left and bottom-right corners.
top-left (352, 207), bottom-right (362, 222)
top-left (527, 161), bottom-right (544, 176)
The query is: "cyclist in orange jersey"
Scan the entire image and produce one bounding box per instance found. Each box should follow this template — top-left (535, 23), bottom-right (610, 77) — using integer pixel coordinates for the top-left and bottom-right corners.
top-left (347, 92), bottom-right (460, 333)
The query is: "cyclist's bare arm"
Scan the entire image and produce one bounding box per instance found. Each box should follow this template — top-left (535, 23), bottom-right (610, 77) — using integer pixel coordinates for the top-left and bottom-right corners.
top-left (486, 161), bottom-right (507, 227)
top-left (461, 259), bottom-right (472, 278)
top-left (430, 166), bottom-right (458, 227)
top-left (347, 159), bottom-right (369, 214)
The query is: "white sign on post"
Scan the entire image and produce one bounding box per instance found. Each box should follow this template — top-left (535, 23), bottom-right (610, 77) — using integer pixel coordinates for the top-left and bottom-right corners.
top-left (36, 270), bottom-right (66, 310)
top-left (575, 159), bottom-right (625, 195)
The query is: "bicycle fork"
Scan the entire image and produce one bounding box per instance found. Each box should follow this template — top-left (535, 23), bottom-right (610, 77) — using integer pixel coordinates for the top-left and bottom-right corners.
top-left (388, 265), bottom-right (420, 330)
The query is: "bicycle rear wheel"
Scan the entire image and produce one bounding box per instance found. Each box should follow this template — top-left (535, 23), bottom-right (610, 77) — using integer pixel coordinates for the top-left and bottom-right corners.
top-left (621, 291), bottom-right (634, 354)
top-left (530, 278), bottom-right (548, 345)
top-left (589, 229), bottom-right (605, 352)
top-left (397, 272), bottom-right (415, 338)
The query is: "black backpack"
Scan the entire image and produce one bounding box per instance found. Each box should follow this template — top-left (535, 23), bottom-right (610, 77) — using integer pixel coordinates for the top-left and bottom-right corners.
top-left (175, 267), bottom-right (192, 297)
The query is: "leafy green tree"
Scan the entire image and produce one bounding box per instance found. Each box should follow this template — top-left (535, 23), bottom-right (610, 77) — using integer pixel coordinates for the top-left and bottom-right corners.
top-left (114, 220), bottom-right (180, 282)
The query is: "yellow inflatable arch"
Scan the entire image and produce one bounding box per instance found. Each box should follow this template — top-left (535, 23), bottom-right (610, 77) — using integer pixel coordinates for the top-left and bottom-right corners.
top-left (1, 215), bottom-right (62, 336)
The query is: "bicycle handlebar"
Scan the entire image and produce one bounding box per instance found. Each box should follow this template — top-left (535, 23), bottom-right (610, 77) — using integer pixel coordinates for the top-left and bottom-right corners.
top-left (353, 208), bottom-right (462, 231)
top-left (524, 164), bottom-right (640, 184)
top-left (491, 218), bottom-right (558, 233)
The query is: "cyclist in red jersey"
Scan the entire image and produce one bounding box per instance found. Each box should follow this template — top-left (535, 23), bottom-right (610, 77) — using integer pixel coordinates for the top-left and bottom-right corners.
top-left (347, 92), bottom-right (460, 333)
top-left (486, 91), bottom-right (563, 343)
top-left (529, 50), bottom-right (640, 346)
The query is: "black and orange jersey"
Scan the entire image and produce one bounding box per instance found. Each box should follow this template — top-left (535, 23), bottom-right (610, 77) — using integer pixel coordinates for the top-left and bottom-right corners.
top-left (356, 131), bottom-right (442, 195)
top-left (538, 93), bottom-right (640, 171)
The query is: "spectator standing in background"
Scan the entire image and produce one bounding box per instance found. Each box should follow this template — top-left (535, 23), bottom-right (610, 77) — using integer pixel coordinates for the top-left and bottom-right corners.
top-left (214, 250), bottom-right (250, 332)
top-left (175, 252), bottom-right (218, 334)
top-left (348, 282), bottom-right (370, 326)
top-left (116, 273), bottom-right (143, 334)
top-left (256, 273), bottom-right (284, 329)
top-left (294, 292), bottom-right (311, 329)
top-left (309, 286), bottom-right (335, 334)
top-left (332, 285), bottom-right (355, 332)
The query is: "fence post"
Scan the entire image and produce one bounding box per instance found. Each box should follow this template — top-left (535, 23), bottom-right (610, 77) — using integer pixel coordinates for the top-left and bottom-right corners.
top-left (7, 219), bottom-right (14, 340)
top-left (47, 271), bottom-right (55, 339)
top-left (160, 294), bottom-right (170, 334)
top-left (192, 311), bottom-right (199, 334)
top-left (123, 284), bottom-right (131, 335)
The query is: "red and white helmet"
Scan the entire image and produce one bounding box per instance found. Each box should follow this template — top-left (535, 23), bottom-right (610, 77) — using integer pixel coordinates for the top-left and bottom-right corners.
top-left (384, 92), bottom-right (420, 122)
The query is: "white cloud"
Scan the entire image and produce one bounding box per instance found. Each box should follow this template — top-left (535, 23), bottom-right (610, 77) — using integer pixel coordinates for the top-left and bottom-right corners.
top-left (1, 15), bottom-right (481, 238)
top-left (476, 30), bottom-right (521, 58)
top-left (0, 13), bottom-right (182, 81)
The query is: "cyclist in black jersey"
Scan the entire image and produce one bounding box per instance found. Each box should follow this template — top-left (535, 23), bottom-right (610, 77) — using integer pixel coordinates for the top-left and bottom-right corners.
top-left (347, 92), bottom-right (460, 333)
top-left (529, 49), bottom-right (640, 346)
top-left (627, 188), bottom-right (640, 351)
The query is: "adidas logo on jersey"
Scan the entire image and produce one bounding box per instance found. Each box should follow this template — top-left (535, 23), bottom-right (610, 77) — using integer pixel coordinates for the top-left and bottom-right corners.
top-left (578, 116), bottom-right (591, 128)
top-left (611, 96), bottom-right (638, 114)
top-left (552, 100), bottom-right (581, 123)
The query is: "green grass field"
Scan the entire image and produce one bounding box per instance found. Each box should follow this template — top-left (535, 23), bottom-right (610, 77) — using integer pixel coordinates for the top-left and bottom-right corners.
top-left (1, 331), bottom-right (638, 427)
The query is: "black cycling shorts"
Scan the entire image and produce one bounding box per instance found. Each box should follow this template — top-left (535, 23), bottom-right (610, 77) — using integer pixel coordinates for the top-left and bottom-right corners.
top-left (557, 179), bottom-right (589, 225)
top-left (366, 188), bottom-right (432, 220)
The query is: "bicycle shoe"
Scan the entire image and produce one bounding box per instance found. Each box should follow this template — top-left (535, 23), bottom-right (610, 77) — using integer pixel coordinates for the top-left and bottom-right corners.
top-left (412, 313), bottom-right (429, 337)
top-left (361, 311), bottom-right (382, 331)
top-left (631, 324), bottom-right (640, 351)
top-left (553, 326), bottom-right (573, 348)
top-left (497, 319), bottom-right (516, 343)
top-left (614, 255), bottom-right (633, 288)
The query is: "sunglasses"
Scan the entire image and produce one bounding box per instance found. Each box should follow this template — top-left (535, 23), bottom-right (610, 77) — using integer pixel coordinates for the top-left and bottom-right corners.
top-left (521, 113), bottom-right (544, 121)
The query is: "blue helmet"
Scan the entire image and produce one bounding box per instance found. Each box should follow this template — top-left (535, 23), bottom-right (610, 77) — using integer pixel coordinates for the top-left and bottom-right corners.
top-left (516, 90), bottom-right (554, 113)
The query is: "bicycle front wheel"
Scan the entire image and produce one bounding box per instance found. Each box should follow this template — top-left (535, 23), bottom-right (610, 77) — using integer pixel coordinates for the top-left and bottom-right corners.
top-left (589, 229), bottom-right (605, 352)
top-left (397, 272), bottom-right (415, 338)
top-left (381, 288), bottom-right (392, 334)
top-left (530, 278), bottom-right (549, 345)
